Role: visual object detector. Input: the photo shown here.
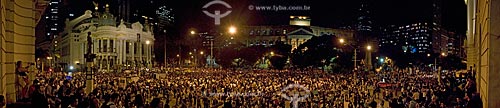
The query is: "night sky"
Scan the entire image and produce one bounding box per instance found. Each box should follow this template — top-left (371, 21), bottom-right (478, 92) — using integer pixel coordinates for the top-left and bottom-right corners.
top-left (164, 0), bottom-right (466, 37)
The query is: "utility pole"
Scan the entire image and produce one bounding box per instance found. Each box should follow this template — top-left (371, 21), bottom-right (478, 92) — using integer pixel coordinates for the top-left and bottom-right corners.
top-left (84, 32), bottom-right (96, 93)
top-left (354, 48), bottom-right (357, 71)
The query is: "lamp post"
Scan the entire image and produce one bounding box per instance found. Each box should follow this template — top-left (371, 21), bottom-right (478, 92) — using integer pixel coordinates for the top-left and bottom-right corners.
top-left (200, 51), bottom-right (204, 68)
top-left (339, 38), bottom-right (358, 71)
top-left (146, 40), bottom-right (151, 68)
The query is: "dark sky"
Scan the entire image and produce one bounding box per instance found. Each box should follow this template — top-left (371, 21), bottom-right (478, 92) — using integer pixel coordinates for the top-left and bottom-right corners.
top-left (162, 0), bottom-right (466, 36)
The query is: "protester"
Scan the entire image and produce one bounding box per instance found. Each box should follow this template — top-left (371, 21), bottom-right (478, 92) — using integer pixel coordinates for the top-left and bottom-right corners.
top-left (0, 95), bottom-right (5, 107)
top-left (24, 67), bottom-right (480, 108)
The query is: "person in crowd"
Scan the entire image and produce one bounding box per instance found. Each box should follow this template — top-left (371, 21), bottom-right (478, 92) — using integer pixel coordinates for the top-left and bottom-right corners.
top-left (22, 67), bottom-right (480, 108)
top-left (16, 61), bottom-right (31, 101)
top-left (31, 85), bottom-right (49, 108)
top-left (0, 95), bottom-right (5, 107)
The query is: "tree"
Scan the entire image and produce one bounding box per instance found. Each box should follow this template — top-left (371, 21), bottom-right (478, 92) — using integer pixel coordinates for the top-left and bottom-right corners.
top-left (269, 41), bottom-right (292, 69)
top-left (291, 35), bottom-right (342, 70)
top-left (441, 55), bottom-right (466, 70)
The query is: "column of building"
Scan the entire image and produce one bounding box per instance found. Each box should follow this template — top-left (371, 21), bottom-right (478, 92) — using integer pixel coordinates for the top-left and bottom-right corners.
top-left (131, 40), bottom-right (135, 66)
top-left (117, 39), bottom-right (122, 65)
top-left (1, 0), bottom-right (36, 103)
top-left (122, 40), bottom-right (126, 65)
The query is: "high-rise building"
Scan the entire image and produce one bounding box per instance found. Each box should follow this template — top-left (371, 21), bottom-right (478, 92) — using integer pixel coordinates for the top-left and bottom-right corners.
top-left (379, 0), bottom-right (449, 56)
top-left (356, 0), bottom-right (373, 32)
top-left (46, 0), bottom-right (64, 40)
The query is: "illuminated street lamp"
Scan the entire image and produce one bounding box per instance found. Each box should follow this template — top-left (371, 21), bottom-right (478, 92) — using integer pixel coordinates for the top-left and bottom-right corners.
top-left (367, 45), bottom-right (372, 50)
top-left (190, 30), bottom-right (196, 35)
top-left (270, 51), bottom-right (275, 56)
top-left (339, 38), bottom-right (345, 44)
top-left (200, 51), bottom-right (204, 55)
top-left (229, 26), bottom-right (237, 34)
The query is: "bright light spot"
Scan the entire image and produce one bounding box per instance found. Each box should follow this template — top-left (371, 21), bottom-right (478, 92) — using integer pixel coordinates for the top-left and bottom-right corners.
top-left (380, 59), bottom-right (384, 63)
top-left (69, 66), bottom-right (74, 70)
top-left (190, 31), bottom-right (196, 35)
top-left (200, 51), bottom-right (204, 55)
top-left (427, 53), bottom-right (431, 57)
top-left (339, 38), bottom-right (345, 44)
top-left (270, 52), bottom-right (275, 55)
top-left (441, 52), bottom-right (446, 56)
top-left (229, 26), bottom-right (237, 34)
top-left (367, 45), bottom-right (372, 50)
top-left (146, 40), bottom-right (151, 45)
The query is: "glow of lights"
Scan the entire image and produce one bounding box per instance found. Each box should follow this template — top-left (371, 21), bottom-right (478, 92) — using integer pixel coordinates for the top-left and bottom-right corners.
top-left (229, 26), bottom-right (237, 34)
top-left (200, 51), bottom-right (204, 55)
top-left (189, 52), bottom-right (192, 55)
top-left (339, 38), bottom-right (345, 44)
top-left (176, 54), bottom-right (180, 57)
top-left (190, 31), bottom-right (196, 35)
top-left (270, 52), bottom-right (275, 55)
top-left (441, 53), bottom-right (446, 56)
top-left (380, 58), bottom-right (384, 63)
top-left (69, 66), bottom-right (74, 70)
top-left (290, 16), bottom-right (294, 19)
top-left (367, 45), bottom-right (372, 50)
top-left (146, 40), bottom-right (151, 45)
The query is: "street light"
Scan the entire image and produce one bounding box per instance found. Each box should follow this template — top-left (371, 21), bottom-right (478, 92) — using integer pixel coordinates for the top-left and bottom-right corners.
top-left (441, 52), bottom-right (446, 56)
top-left (146, 40), bottom-right (151, 45)
top-left (367, 45), bottom-right (372, 50)
top-left (190, 30), bottom-right (196, 35)
top-left (200, 51), bottom-right (204, 55)
top-left (229, 26), bottom-right (237, 34)
top-left (338, 38), bottom-right (359, 71)
top-left (270, 51), bottom-right (275, 56)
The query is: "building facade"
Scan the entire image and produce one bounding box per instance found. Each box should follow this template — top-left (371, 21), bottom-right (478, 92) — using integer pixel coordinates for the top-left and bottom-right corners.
top-left (466, 0), bottom-right (500, 107)
top-left (1, 0), bottom-right (37, 104)
top-left (379, 22), bottom-right (464, 57)
top-left (240, 16), bottom-right (355, 51)
top-left (56, 9), bottom-right (155, 71)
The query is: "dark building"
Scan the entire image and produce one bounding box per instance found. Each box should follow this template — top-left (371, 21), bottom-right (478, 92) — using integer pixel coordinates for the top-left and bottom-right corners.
top-left (45, 0), bottom-right (64, 40)
top-left (378, 0), bottom-right (451, 56)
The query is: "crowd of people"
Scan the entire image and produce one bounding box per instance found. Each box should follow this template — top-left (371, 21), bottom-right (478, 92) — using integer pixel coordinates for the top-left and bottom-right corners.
top-left (13, 66), bottom-right (481, 108)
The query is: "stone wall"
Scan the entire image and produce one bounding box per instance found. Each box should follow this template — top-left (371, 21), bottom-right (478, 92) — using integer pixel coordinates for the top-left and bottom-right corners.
top-left (0, 0), bottom-right (36, 104)
top-left (469, 0), bottom-right (500, 107)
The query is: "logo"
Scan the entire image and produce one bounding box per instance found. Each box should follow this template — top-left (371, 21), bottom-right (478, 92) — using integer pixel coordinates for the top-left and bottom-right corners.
top-left (203, 0), bottom-right (232, 25)
top-left (281, 84), bottom-right (310, 108)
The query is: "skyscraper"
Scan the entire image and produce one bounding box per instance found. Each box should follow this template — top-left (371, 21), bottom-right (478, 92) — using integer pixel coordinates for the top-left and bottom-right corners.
top-left (46, 0), bottom-right (64, 40)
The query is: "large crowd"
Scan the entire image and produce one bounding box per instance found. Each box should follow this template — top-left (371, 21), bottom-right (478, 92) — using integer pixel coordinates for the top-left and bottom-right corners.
top-left (12, 65), bottom-right (481, 108)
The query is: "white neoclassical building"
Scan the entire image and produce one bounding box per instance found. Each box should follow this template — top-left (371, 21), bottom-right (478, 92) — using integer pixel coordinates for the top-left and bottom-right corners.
top-left (56, 10), bottom-right (154, 71)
